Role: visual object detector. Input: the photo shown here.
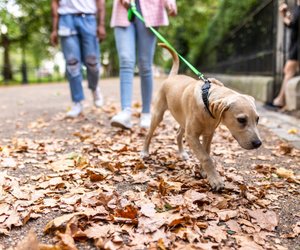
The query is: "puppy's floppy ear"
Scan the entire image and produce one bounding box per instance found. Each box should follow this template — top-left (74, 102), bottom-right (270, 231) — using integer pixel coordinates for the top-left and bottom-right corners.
top-left (208, 78), bottom-right (224, 87)
top-left (210, 99), bottom-right (230, 119)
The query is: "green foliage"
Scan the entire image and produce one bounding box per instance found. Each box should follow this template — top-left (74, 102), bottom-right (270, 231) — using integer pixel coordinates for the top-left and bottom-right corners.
top-left (156, 0), bottom-right (219, 72)
top-left (0, 0), bottom-right (261, 83)
top-left (195, 0), bottom-right (259, 68)
top-left (155, 0), bottom-right (259, 73)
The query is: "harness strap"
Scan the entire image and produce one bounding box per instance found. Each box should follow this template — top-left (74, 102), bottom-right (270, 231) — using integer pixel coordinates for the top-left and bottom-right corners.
top-left (202, 80), bottom-right (215, 119)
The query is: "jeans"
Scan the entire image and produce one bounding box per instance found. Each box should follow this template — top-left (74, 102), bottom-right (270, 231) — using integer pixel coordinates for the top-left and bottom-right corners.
top-left (59, 14), bottom-right (100, 103)
top-left (114, 1), bottom-right (156, 113)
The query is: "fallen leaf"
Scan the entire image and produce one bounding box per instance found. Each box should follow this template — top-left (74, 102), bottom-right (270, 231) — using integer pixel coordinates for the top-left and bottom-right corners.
top-left (140, 203), bottom-right (156, 218)
top-left (204, 223), bottom-right (227, 243)
top-left (217, 210), bottom-right (238, 221)
top-left (276, 167), bottom-right (294, 179)
top-left (247, 209), bottom-right (278, 231)
top-left (234, 235), bottom-right (264, 250)
top-left (288, 128), bottom-right (298, 134)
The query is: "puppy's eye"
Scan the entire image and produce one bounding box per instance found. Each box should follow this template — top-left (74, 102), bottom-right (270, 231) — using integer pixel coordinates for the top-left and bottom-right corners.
top-left (256, 117), bottom-right (259, 124)
top-left (237, 117), bottom-right (247, 124)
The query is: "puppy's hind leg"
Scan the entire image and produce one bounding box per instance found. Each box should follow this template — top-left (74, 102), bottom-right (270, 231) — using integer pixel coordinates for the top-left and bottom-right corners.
top-left (177, 127), bottom-right (189, 160)
top-left (141, 92), bottom-right (167, 158)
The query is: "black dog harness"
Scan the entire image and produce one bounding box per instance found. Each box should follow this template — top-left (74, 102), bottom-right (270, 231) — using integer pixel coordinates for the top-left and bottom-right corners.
top-left (201, 80), bottom-right (215, 119)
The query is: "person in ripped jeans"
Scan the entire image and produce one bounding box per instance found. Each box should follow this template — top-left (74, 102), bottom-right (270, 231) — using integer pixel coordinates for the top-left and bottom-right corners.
top-left (51, 0), bottom-right (106, 117)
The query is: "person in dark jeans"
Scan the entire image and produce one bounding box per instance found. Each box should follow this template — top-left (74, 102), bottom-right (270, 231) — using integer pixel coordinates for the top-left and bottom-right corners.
top-left (51, 0), bottom-right (106, 117)
top-left (273, 0), bottom-right (300, 108)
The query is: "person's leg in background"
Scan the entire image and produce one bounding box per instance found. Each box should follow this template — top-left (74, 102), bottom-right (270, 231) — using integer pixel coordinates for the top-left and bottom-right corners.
top-left (110, 24), bottom-right (136, 129)
top-left (273, 60), bottom-right (299, 107)
top-left (60, 36), bottom-right (84, 117)
top-left (59, 15), bottom-right (84, 117)
top-left (136, 10), bottom-right (157, 128)
top-left (77, 14), bottom-right (103, 107)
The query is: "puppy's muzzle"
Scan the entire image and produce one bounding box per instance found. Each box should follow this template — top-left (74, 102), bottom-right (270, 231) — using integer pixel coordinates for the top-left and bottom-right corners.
top-left (252, 139), bottom-right (262, 149)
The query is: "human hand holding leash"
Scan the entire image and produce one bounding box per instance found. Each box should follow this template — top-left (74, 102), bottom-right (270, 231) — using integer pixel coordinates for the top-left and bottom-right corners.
top-left (165, 0), bottom-right (177, 16)
top-left (50, 30), bottom-right (58, 46)
top-left (97, 25), bottom-right (106, 41)
top-left (121, 0), bottom-right (131, 9)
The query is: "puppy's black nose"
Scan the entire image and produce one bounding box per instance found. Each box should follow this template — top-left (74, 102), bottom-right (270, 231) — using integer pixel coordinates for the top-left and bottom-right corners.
top-left (252, 139), bottom-right (262, 148)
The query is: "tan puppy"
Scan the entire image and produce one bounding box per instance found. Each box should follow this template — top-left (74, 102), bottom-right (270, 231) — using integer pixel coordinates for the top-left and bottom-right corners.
top-left (141, 44), bottom-right (262, 190)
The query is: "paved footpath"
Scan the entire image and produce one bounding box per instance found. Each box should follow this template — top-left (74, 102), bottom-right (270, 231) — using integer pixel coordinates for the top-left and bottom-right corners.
top-left (257, 105), bottom-right (300, 149)
top-left (0, 77), bottom-right (300, 149)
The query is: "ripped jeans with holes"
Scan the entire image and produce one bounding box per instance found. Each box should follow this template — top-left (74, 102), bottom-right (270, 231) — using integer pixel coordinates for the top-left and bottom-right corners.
top-left (59, 14), bottom-right (101, 102)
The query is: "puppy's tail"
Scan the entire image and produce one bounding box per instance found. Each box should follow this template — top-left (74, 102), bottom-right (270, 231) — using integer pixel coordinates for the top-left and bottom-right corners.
top-left (158, 43), bottom-right (179, 77)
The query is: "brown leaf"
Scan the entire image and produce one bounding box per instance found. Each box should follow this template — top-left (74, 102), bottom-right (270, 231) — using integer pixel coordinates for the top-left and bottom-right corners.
top-left (217, 210), bottom-right (238, 221)
top-left (166, 195), bottom-right (185, 207)
top-left (226, 220), bottom-right (242, 233)
top-left (44, 212), bottom-right (94, 233)
top-left (84, 224), bottom-right (116, 239)
top-left (110, 144), bottom-right (128, 152)
top-left (204, 222), bottom-right (227, 243)
top-left (74, 155), bottom-right (90, 169)
top-left (86, 168), bottom-right (108, 182)
top-left (4, 210), bottom-right (22, 229)
top-left (234, 235), bottom-right (264, 250)
top-left (157, 238), bottom-right (166, 250)
top-left (196, 221), bottom-right (208, 229)
top-left (138, 215), bottom-right (166, 233)
top-left (184, 189), bottom-right (208, 206)
top-left (279, 143), bottom-right (293, 155)
top-left (275, 167), bottom-right (294, 179)
top-left (247, 209), bottom-right (278, 231)
top-left (114, 205), bottom-right (138, 224)
top-left (21, 210), bottom-right (32, 225)
top-left (168, 216), bottom-right (189, 228)
top-left (140, 203), bottom-right (156, 218)
top-left (51, 159), bottom-right (74, 172)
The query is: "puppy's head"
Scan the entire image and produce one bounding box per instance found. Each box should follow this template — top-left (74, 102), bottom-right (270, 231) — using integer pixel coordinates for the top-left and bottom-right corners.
top-left (220, 94), bottom-right (262, 150)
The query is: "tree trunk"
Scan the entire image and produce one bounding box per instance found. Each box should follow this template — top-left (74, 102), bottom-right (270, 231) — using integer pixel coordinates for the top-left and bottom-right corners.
top-left (1, 34), bottom-right (13, 82)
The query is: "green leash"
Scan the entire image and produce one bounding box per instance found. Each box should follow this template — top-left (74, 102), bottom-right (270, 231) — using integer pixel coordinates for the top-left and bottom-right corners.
top-left (128, 1), bottom-right (205, 81)
top-left (127, 1), bottom-right (215, 118)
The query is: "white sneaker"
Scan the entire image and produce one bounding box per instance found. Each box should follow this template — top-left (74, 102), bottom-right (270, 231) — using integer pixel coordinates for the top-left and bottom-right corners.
top-left (140, 113), bottom-right (151, 128)
top-left (92, 87), bottom-right (104, 107)
top-left (66, 102), bottom-right (83, 118)
top-left (110, 108), bottom-right (132, 129)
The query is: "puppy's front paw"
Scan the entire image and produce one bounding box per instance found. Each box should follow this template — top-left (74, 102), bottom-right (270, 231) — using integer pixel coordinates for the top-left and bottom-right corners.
top-left (207, 176), bottom-right (224, 191)
top-left (140, 150), bottom-right (149, 159)
top-left (178, 151), bottom-right (189, 160)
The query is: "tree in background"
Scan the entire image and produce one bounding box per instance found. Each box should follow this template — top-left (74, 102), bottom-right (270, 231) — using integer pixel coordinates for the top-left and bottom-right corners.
top-left (0, 0), bottom-right (261, 83)
top-left (0, 0), bottom-right (51, 82)
top-left (0, 3), bottom-right (22, 82)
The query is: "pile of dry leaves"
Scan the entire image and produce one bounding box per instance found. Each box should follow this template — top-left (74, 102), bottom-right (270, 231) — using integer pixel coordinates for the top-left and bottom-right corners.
top-left (0, 106), bottom-right (299, 250)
